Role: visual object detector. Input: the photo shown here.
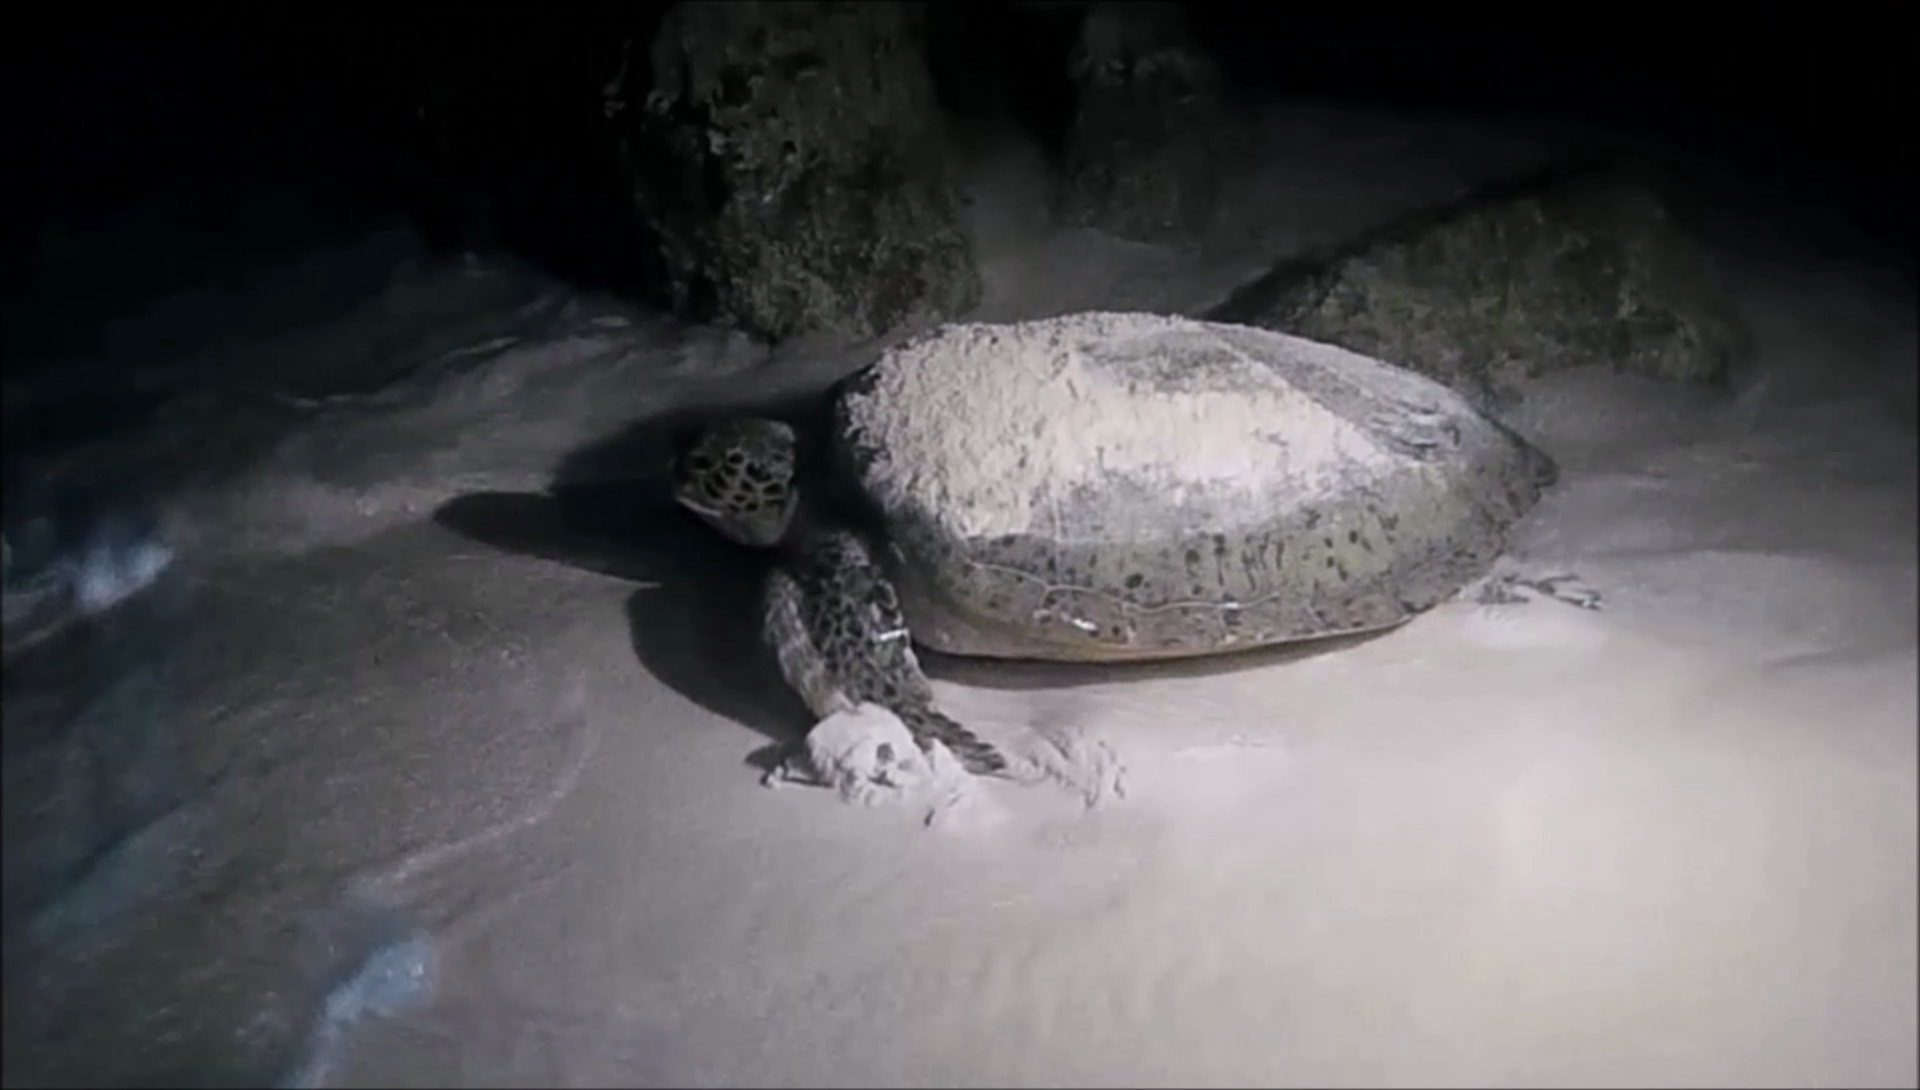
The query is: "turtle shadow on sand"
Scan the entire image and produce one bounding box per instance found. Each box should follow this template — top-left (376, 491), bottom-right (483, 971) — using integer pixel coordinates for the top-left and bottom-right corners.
top-left (431, 416), bottom-right (812, 773)
top-left (434, 409), bottom-right (1412, 772)
top-left (435, 470), bottom-right (1401, 767)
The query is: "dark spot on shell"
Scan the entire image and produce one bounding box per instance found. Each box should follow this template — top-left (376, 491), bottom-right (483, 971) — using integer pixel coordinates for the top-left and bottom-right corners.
top-left (1124, 573), bottom-right (1144, 589)
top-left (1184, 548), bottom-right (1200, 565)
top-left (1347, 530), bottom-right (1359, 544)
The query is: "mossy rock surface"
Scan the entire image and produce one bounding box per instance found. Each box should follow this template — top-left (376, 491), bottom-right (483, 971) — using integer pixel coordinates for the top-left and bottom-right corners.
top-left (624, 1), bottom-right (980, 343)
top-left (1210, 163), bottom-right (1753, 410)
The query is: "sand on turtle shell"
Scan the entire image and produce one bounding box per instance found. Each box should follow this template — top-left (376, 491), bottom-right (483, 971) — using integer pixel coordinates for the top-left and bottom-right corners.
top-left (841, 312), bottom-right (1418, 540)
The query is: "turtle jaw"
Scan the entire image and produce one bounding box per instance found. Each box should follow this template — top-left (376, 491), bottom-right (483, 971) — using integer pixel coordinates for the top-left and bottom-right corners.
top-left (672, 485), bottom-right (800, 548)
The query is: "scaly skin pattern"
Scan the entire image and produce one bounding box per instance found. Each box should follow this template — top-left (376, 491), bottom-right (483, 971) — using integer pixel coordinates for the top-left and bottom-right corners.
top-left (764, 530), bottom-right (1008, 776)
top-left (675, 420), bottom-right (1009, 777)
top-left (671, 418), bottom-right (799, 548)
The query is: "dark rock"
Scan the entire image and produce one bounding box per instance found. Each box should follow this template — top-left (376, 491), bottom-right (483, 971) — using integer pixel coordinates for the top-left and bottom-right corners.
top-left (1210, 163), bottom-right (1753, 410)
top-left (1054, 2), bottom-right (1227, 244)
top-left (620, 0), bottom-right (980, 343)
top-left (406, 75), bottom-right (501, 257)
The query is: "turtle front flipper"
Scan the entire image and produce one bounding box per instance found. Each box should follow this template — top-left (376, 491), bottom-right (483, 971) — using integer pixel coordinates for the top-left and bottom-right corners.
top-left (770, 529), bottom-right (1010, 778)
top-left (764, 565), bottom-right (857, 719)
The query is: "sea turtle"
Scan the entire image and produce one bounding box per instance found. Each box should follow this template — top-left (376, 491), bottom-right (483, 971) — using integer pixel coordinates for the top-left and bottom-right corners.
top-left (672, 311), bottom-right (1582, 779)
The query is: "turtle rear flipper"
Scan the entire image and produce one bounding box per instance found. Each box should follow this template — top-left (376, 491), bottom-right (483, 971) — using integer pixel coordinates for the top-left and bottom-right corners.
top-left (896, 703), bottom-right (1009, 777)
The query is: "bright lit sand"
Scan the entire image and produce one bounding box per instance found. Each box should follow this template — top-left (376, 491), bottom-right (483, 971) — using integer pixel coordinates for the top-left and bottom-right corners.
top-left (4, 108), bottom-right (1912, 1088)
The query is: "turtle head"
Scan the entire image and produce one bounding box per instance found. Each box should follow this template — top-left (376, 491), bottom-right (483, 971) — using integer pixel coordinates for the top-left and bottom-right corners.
top-left (671, 417), bottom-right (801, 548)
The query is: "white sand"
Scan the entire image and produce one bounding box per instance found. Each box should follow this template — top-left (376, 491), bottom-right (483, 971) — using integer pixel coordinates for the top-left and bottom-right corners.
top-left (3, 108), bottom-right (1913, 1088)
